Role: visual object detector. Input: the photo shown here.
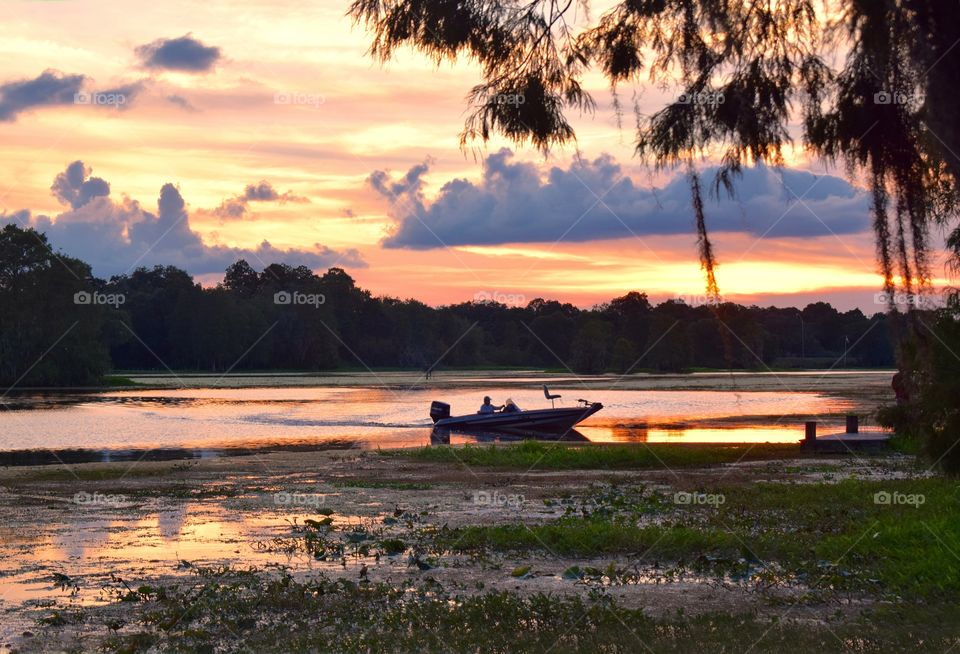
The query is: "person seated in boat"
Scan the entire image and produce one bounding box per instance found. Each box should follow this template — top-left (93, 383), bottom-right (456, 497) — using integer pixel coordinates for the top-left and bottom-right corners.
top-left (502, 398), bottom-right (521, 413)
top-left (479, 396), bottom-right (504, 414)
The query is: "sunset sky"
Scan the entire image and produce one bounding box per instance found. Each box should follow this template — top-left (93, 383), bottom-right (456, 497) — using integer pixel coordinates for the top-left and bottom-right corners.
top-left (1, 0), bottom-right (950, 311)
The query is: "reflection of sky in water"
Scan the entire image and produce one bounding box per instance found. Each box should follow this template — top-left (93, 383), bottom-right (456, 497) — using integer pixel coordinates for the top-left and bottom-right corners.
top-left (0, 385), bottom-right (859, 450)
top-left (0, 502), bottom-right (337, 607)
top-left (580, 426), bottom-right (809, 444)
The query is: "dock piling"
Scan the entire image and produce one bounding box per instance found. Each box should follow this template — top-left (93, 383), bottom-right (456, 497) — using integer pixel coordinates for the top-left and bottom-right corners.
top-left (846, 415), bottom-right (859, 434)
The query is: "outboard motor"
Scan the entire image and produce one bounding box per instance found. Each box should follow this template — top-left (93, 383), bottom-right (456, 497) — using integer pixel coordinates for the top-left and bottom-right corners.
top-left (430, 401), bottom-right (451, 423)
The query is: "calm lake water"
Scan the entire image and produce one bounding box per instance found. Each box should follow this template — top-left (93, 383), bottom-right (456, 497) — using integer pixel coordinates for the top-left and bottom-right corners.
top-left (0, 372), bottom-right (888, 457)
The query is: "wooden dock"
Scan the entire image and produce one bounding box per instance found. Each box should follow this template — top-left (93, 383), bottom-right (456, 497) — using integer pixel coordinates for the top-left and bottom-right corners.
top-left (799, 416), bottom-right (892, 453)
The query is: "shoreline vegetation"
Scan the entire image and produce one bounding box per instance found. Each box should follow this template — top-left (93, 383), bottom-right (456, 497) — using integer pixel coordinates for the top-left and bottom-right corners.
top-left (5, 365), bottom-right (899, 395)
top-left (391, 441), bottom-right (806, 469)
top-left (5, 367), bottom-right (896, 396)
top-left (3, 225), bottom-right (897, 390)
top-left (108, 364), bottom-right (899, 376)
top-left (2, 441), bottom-right (956, 652)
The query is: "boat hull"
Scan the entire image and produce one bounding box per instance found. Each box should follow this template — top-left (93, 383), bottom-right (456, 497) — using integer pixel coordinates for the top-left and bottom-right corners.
top-left (433, 402), bottom-right (602, 434)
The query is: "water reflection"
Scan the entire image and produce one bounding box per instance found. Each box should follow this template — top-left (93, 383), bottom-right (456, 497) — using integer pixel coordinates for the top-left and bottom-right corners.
top-left (3, 503), bottom-right (323, 584)
top-left (0, 501), bottom-right (364, 613)
top-left (430, 427), bottom-right (590, 444)
top-left (0, 384), bottom-right (860, 458)
top-left (581, 425), bottom-right (805, 444)
top-left (0, 441), bottom-right (360, 466)
top-left (158, 505), bottom-right (188, 540)
top-left (52, 515), bottom-right (113, 560)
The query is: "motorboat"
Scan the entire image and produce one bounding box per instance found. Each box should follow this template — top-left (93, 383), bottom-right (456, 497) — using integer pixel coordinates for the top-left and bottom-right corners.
top-left (429, 385), bottom-right (602, 435)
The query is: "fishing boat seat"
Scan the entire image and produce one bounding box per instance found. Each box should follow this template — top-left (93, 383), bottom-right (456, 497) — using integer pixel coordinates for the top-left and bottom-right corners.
top-left (543, 385), bottom-right (561, 408)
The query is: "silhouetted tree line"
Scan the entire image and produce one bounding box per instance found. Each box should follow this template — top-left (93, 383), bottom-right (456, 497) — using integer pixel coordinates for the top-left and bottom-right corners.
top-left (1, 225), bottom-right (896, 387)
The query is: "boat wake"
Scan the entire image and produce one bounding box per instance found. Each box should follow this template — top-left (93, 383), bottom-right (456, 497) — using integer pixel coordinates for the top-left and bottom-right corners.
top-left (240, 413), bottom-right (430, 429)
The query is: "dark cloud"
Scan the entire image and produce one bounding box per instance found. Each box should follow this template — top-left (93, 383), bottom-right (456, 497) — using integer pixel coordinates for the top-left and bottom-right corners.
top-left (0, 70), bottom-right (84, 121)
top-left (210, 181), bottom-right (308, 220)
top-left (243, 181), bottom-right (283, 201)
top-left (51, 161), bottom-right (111, 209)
top-left (136, 35), bottom-right (222, 72)
top-left (0, 70), bottom-right (144, 121)
top-left (370, 162), bottom-right (430, 199)
top-left (372, 150), bottom-right (870, 249)
top-left (3, 162), bottom-right (363, 277)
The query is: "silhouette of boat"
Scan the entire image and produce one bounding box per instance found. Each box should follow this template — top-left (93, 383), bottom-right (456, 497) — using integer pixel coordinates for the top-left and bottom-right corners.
top-left (429, 386), bottom-right (602, 435)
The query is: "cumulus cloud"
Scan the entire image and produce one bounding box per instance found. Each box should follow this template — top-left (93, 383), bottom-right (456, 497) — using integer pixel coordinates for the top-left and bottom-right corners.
top-left (0, 70), bottom-right (144, 121)
top-left (371, 150), bottom-right (870, 249)
top-left (209, 181), bottom-right (308, 220)
top-left (3, 162), bottom-right (363, 277)
top-left (0, 70), bottom-right (84, 121)
top-left (51, 161), bottom-right (111, 209)
top-left (136, 34), bottom-right (222, 72)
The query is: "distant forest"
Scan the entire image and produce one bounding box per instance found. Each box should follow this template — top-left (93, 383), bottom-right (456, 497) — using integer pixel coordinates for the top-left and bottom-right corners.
top-left (1, 225), bottom-right (895, 387)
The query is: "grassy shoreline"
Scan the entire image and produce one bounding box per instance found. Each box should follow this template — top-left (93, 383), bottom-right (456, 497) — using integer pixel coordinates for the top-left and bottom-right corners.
top-left (5, 369), bottom-right (895, 400)
top-left (393, 441), bottom-right (811, 469)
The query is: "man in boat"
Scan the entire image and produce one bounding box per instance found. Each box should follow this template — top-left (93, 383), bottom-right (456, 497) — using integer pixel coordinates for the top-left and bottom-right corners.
top-left (479, 396), bottom-right (504, 414)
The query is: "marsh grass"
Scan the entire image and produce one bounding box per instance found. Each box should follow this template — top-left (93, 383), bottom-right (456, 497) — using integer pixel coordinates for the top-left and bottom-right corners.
top-left (8, 466), bottom-right (170, 483)
top-left (435, 478), bottom-right (960, 598)
top-left (889, 432), bottom-right (923, 455)
top-left (436, 522), bottom-right (742, 559)
top-left (331, 479), bottom-right (433, 490)
top-left (397, 440), bottom-right (804, 469)
top-left (102, 375), bottom-right (140, 387)
top-left (99, 566), bottom-right (960, 653)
